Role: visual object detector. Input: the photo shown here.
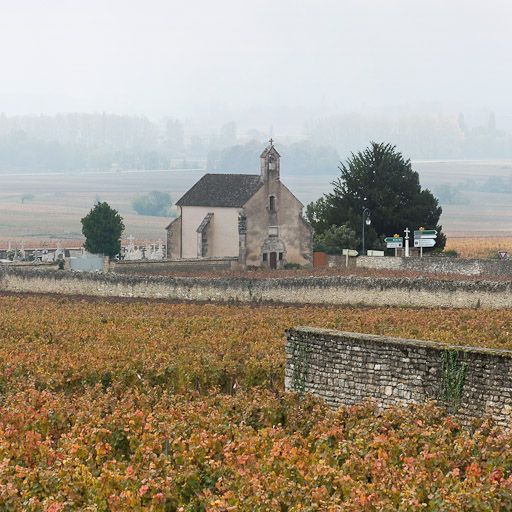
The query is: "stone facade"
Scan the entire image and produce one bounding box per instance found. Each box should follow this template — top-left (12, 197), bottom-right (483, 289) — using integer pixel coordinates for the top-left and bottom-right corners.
top-left (243, 182), bottom-right (312, 268)
top-left (166, 141), bottom-right (312, 268)
top-left (286, 327), bottom-right (512, 428)
top-left (166, 217), bottom-right (181, 260)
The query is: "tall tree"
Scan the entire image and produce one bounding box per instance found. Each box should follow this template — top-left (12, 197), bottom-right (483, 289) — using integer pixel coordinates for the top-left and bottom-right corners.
top-left (81, 202), bottom-right (125, 258)
top-left (306, 142), bottom-right (445, 252)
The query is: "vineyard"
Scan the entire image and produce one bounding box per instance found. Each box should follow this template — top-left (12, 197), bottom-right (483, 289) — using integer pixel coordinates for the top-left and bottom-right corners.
top-left (1, 295), bottom-right (512, 510)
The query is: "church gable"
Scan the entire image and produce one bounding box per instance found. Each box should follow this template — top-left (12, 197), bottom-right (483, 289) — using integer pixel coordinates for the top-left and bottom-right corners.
top-left (260, 142), bottom-right (280, 159)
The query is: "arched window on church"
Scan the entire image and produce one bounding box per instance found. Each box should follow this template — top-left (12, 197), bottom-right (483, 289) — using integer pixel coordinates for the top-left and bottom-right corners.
top-left (269, 195), bottom-right (276, 213)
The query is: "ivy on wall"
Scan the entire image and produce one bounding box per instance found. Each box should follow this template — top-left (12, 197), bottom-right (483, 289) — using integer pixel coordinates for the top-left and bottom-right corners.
top-left (291, 340), bottom-right (312, 394)
top-left (441, 349), bottom-right (468, 411)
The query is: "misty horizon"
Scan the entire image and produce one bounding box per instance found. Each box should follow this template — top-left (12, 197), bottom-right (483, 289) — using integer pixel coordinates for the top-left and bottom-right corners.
top-left (2, 0), bottom-right (512, 124)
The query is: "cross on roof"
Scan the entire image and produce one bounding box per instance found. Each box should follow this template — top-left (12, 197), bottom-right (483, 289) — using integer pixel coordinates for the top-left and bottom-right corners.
top-left (269, 138), bottom-right (274, 146)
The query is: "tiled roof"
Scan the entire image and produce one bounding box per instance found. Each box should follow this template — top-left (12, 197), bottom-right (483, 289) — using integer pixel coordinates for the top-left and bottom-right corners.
top-left (176, 174), bottom-right (263, 208)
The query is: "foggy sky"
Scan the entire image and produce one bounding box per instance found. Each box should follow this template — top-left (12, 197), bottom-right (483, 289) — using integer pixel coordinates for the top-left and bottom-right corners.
top-left (1, 0), bottom-right (511, 119)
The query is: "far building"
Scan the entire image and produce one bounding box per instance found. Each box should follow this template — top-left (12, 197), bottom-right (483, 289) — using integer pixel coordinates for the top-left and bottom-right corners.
top-left (166, 140), bottom-right (312, 269)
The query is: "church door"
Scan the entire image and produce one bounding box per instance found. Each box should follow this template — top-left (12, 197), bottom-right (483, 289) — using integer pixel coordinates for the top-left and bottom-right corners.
top-left (269, 252), bottom-right (277, 269)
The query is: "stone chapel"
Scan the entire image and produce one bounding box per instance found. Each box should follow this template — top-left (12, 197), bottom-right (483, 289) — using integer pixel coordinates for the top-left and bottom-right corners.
top-left (166, 140), bottom-right (312, 269)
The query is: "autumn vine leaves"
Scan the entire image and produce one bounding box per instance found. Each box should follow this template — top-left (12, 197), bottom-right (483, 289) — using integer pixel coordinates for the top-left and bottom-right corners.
top-left (1, 296), bottom-right (512, 510)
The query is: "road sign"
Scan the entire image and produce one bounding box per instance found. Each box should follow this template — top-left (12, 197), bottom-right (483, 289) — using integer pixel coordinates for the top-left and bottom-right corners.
top-left (342, 249), bottom-right (358, 257)
top-left (385, 237), bottom-right (403, 249)
top-left (414, 239), bottom-right (436, 248)
top-left (414, 230), bottom-right (437, 238)
top-left (498, 251), bottom-right (509, 260)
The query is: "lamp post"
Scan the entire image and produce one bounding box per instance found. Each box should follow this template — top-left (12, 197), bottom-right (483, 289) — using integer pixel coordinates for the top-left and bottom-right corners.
top-left (362, 207), bottom-right (371, 255)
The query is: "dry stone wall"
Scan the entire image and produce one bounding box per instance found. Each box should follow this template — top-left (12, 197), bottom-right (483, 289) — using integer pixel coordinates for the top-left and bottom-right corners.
top-left (1, 268), bottom-right (512, 308)
top-left (111, 257), bottom-right (239, 274)
top-left (357, 256), bottom-right (512, 276)
top-left (285, 327), bottom-right (512, 428)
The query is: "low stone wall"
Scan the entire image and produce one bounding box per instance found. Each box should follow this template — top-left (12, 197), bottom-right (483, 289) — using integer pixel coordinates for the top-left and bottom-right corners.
top-left (110, 257), bottom-right (240, 274)
top-left (357, 255), bottom-right (512, 276)
top-left (285, 327), bottom-right (512, 428)
top-left (0, 262), bottom-right (57, 270)
top-left (1, 267), bottom-right (512, 308)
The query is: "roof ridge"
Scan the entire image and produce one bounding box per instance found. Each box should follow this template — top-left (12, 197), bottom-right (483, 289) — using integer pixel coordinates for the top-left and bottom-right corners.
top-left (204, 172), bottom-right (259, 176)
top-left (175, 173), bottom-right (263, 208)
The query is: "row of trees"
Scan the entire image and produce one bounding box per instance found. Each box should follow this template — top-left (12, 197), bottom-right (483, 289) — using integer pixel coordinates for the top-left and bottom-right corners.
top-left (207, 140), bottom-right (340, 176)
top-left (308, 112), bottom-right (512, 160)
top-left (0, 114), bottom-right (205, 171)
top-left (6, 110), bottom-right (511, 173)
top-left (82, 143), bottom-right (445, 260)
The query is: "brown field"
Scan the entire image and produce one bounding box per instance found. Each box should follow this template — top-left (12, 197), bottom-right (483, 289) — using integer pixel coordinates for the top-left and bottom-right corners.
top-left (1, 160), bottom-right (512, 255)
top-left (445, 236), bottom-right (512, 259)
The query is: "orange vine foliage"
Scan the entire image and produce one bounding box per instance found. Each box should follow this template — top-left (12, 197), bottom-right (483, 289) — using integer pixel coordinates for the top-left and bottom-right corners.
top-left (1, 295), bottom-right (512, 510)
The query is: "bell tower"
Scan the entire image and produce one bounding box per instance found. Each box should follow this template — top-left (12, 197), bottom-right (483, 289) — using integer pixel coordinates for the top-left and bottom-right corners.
top-left (260, 138), bottom-right (280, 183)
top-left (259, 139), bottom-right (285, 269)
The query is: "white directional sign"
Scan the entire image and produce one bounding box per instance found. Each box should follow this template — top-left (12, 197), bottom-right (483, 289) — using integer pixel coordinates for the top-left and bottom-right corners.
top-left (385, 237), bottom-right (403, 249)
top-left (414, 238), bottom-right (436, 248)
top-left (342, 249), bottom-right (358, 257)
top-left (414, 229), bottom-right (437, 239)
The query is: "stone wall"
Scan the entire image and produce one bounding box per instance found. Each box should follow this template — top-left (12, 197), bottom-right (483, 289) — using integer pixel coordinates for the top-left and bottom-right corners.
top-left (357, 256), bottom-right (512, 276)
top-left (2, 268), bottom-right (512, 308)
top-left (110, 257), bottom-right (240, 274)
top-left (0, 262), bottom-right (57, 270)
top-left (285, 327), bottom-right (512, 428)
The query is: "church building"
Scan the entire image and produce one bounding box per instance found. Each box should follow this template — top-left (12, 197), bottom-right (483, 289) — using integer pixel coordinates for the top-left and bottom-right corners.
top-left (166, 140), bottom-right (312, 269)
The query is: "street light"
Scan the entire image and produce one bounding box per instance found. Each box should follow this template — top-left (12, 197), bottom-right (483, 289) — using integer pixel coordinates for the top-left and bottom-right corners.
top-left (362, 207), bottom-right (371, 255)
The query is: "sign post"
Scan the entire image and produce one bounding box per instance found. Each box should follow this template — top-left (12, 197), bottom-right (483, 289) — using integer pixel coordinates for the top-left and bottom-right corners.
top-left (342, 249), bottom-right (358, 267)
top-left (404, 228), bottom-right (410, 257)
top-left (414, 228), bottom-right (437, 257)
top-left (384, 235), bottom-right (403, 257)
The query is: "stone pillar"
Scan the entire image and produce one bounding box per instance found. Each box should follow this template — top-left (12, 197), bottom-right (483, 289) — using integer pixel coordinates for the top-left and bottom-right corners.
top-left (238, 213), bottom-right (247, 268)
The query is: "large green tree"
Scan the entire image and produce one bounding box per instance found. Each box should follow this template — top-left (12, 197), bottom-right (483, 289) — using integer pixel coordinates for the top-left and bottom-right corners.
top-left (306, 142), bottom-right (445, 252)
top-left (81, 202), bottom-right (125, 258)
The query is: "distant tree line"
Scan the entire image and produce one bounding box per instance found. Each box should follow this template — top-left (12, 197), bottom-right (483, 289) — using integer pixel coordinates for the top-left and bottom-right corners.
top-left (307, 112), bottom-right (512, 160)
top-left (207, 140), bottom-right (340, 176)
top-left (431, 174), bottom-right (512, 208)
top-left (0, 114), bottom-right (191, 171)
top-left (2, 111), bottom-right (512, 172)
top-left (132, 191), bottom-right (173, 217)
